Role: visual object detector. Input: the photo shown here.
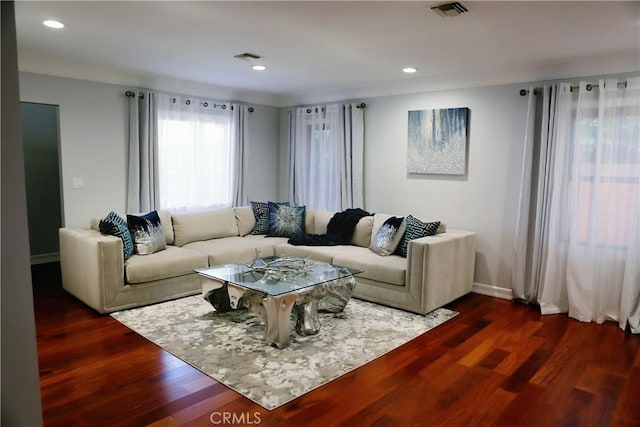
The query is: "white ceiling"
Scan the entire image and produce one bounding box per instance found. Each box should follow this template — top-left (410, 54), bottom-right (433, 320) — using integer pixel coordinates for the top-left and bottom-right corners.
top-left (14, 1), bottom-right (640, 106)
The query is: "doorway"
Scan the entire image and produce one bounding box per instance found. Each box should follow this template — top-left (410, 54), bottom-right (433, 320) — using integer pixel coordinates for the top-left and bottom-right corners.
top-left (21, 102), bottom-right (63, 264)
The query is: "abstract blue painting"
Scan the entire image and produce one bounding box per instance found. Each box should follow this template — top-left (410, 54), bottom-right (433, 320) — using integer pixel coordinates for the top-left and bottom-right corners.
top-left (407, 107), bottom-right (469, 175)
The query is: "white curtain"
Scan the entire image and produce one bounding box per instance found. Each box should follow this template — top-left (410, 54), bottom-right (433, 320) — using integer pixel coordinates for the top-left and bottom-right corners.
top-left (513, 84), bottom-right (562, 303)
top-left (514, 77), bottom-right (640, 332)
top-left (127, 90), bottom-right (158, 213)
top-left (128, 93), bottom-right (246, 212)
top-left (232, 105), bottom-right (248, 207)
top-left (288, 103), bottom-right (364, 211)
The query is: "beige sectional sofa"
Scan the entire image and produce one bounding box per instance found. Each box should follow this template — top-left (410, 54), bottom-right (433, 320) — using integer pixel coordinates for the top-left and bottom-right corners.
top-left (59, 206), bottom-right (476, 315)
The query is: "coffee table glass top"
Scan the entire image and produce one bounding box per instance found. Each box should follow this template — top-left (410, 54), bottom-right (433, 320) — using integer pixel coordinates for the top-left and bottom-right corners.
top-left (196, 256), bottom-right (361, 296)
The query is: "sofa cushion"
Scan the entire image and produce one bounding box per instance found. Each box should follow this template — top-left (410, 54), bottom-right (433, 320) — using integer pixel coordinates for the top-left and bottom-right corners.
top-left (312, 210), bottom-right (334, 234)
top-left (333, 247), bottom-right (406, 286)
top-left (243, 234), bottom-right (290, 244)
top-left (127, 210), bottom-right (167, 255)
top-left (244, 234), bottom-right (290, 259)
top-left (395, 216), bottom-right (441, 258)
top-left (125, 246), bottom-right (208, 284)
top-left (267, 202), bottom-right (306, 238)
top-left (184, 236), bottom-right (281, 265)
top-left (369, 216), bottom-right (405, 256)
top-left (274, 242), bottom-right (347, 264)
top-left (309, 210), bottom-right (372, 247)
top-left (304, 209), bottom-right (316, 234)
top-left (351, 216), bottom-right (374, 247)
top-left (234, 206), bottom-right (256, 237)
top-left (157, 210), bottom-right (174, 245)
top-left (172, 208), bottom-right (239, 246)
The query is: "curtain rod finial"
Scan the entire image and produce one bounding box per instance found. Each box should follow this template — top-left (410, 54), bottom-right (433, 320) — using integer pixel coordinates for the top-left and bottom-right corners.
top-left (519, 89), bottom-right (529, 96)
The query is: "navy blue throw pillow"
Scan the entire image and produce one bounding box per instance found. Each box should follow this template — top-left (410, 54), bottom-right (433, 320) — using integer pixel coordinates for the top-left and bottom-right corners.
top-left (250, 201), bottom-right (269, 234)
top-left (126, 210), bottom-right (166, 255)
top-left (267, 202), bottom-right (306, 238)
top-left (99, 211), bottom-right (135, 261)
top-left (395, 215), bottom-right (440, 258)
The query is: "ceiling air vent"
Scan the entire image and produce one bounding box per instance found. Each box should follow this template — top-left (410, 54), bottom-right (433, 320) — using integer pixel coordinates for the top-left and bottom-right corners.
top-left (430, 2), bottom-right (468, 17)
top-left (233, 52), bottom-right (261, 61)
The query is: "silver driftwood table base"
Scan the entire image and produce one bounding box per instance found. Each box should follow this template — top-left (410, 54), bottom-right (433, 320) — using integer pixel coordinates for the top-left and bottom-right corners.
top-left (201, 275), bottom-right (356, 348)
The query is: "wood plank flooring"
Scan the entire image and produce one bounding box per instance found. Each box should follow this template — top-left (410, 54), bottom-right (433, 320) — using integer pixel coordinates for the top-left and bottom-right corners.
top-left (32, 263), bottom-right (640, 426)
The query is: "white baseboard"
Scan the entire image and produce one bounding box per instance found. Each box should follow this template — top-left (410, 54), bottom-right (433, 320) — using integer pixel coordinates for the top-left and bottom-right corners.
top-left (31, 252), bottom-right (60, 265)
top-left (472, 282), bottom-right (513, 300)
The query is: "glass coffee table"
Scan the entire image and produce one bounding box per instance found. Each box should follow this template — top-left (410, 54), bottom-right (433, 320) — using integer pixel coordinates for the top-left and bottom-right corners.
top-left (196, 256), bottom-right (361, 348)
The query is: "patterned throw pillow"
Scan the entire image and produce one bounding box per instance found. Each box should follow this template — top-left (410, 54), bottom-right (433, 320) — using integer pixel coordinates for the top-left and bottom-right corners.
top-left (395, 215), bottom-right (441, 258)
top-left (99, 211), bottom-right (135, 261)
top-left (126, 211), bottom-right (167, 255)
top-left (250, 201), bottom-right (290, 235)
top-left (267, 202), bottom-right (306, 238)
top-left (369, 216), bottom-right (405, 256)
top-left (249, 201), bottom-right (269, 234)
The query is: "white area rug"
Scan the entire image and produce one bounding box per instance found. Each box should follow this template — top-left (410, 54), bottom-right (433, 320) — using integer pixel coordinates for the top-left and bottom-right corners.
top-left (111, 295), bottom-right (458, 410)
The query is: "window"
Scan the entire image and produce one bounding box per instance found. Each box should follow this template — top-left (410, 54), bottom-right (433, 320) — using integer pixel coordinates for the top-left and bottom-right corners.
top-left (513, 78), bottom-right (639, 328)
top-left (569, 93), bottom-right (639, 249)
top-left (289, 103), bottom-right (365, 211)
top-left (156, 95), bottom-right (236, 211)
top-left (289, 106), bottom-right (341, 211)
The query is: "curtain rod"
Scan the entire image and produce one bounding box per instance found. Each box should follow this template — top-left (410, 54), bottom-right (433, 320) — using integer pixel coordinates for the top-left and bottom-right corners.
top-left (519, 80), bottom-right (628, 96)
top-left (296, 102), bottom-right (367, 111)
top-left (302, 102), bottom-right (367, 113)
top-left (125, 90), bottom-right (255, 112)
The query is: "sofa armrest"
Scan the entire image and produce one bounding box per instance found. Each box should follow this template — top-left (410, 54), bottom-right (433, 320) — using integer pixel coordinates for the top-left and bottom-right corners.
top-left (406, 229), bottom-right (476, 313)
top-left (59, 228), bottom-right (125, 313)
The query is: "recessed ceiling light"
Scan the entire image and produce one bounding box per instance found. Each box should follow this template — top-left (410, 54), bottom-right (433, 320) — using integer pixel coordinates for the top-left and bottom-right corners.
top-left (402, 67), bottom-right (418, 74)
top-left (43, 20), bottom-right (65, 29)
top-left (251, 65), bottom-right (267, 71)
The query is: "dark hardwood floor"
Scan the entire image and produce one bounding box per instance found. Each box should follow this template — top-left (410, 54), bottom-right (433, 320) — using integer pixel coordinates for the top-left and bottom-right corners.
top-left (32, 263), bottom-right (639, 427)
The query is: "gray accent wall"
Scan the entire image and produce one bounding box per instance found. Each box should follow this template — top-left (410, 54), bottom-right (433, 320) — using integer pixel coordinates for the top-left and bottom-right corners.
top-left (18, 72), bottom-right (281, 227)
top-left (21, 102), bottom-right (62, 259)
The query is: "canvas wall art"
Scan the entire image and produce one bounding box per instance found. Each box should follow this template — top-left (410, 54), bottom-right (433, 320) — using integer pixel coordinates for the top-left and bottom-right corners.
top-left (407, 107), bottom-right (469, 175)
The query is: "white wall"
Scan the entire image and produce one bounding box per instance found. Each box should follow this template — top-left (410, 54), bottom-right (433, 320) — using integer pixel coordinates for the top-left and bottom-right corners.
top-left (362, 84), bottom-right (528, 290)
top-left (278, 73), bottom-right (637, 293)
top-left (18, 72), bottom-right (281, 227)
top-left (243, 104), bottom-right (281, 202)
top-left (278, 83), bottom-right (529, 292)
top-left (19, 73), bottom-right (129, 227)
top-left (20, 69), bottom-right (637, 292)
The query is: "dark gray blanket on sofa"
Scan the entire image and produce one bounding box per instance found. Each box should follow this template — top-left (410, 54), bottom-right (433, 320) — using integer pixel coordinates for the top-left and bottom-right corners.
top-left (288, 208), bottom-right (372, 246)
